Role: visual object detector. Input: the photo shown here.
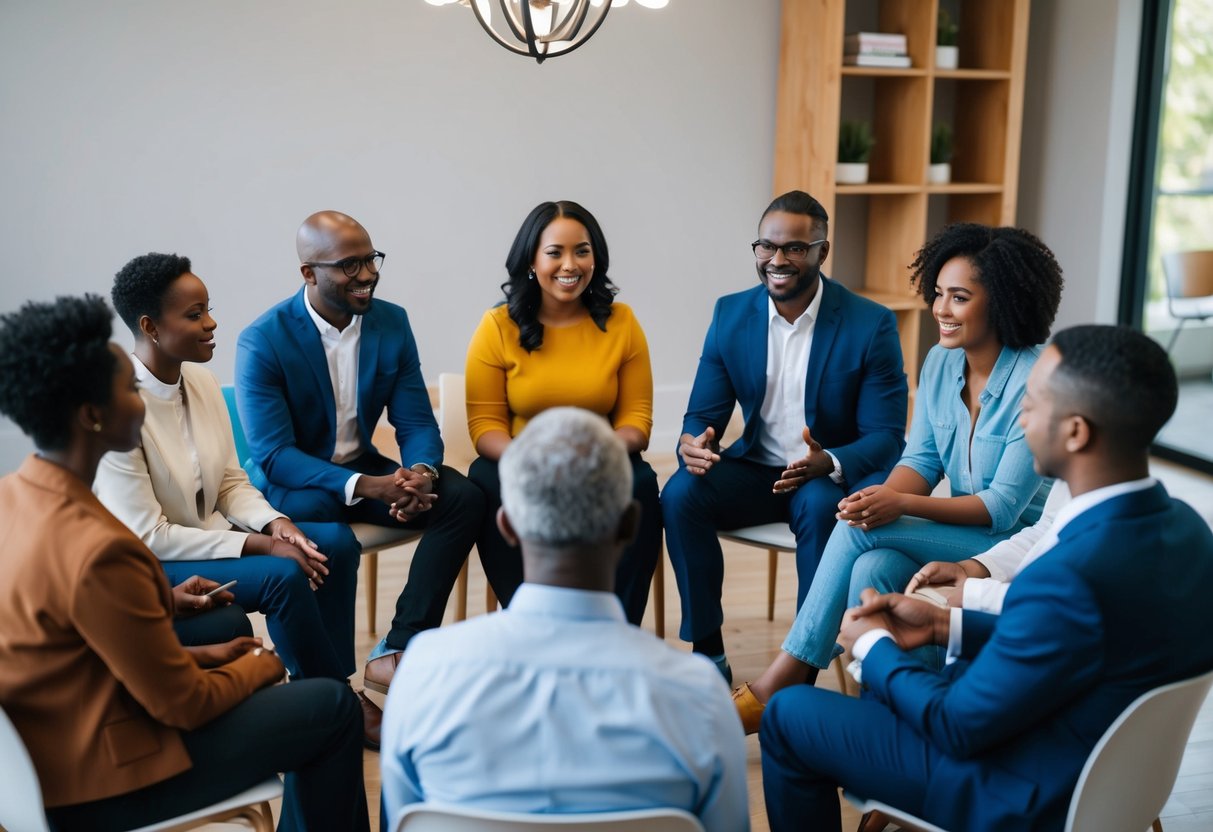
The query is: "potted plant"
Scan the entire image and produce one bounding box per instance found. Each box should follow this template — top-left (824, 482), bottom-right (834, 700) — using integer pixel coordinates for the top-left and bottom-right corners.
top-left (837, 120), bottom-right (874, 184)
top-left (936, 8), bottom-right (959, 69)
top-left (929, 123), bottom-right (953, 184)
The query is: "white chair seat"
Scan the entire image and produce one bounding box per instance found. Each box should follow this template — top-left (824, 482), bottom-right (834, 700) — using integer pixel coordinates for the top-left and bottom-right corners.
top-left (394, 803), bottom-right (705, 831)
top-left (128, 777), bottom-right (282, 831)
top-left (351, 522), bottom-right (423, 552)
top-left (718, 523), bottom-right (797, 551)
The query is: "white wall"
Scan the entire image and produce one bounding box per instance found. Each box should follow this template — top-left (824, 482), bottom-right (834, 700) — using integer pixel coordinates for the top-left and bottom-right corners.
top-left (0, 0), bottom-right (781, 469)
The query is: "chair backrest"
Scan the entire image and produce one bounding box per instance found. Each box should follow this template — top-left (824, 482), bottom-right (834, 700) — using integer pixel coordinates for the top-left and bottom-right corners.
top-left (394, 804), bottom-right (705, 832)
top-left (0, 706), bottom-right (52, 832)
top-left (437, 373), bottom-right (476, 473)
top-left (1065, 668), bottom-right (1213, 831)
top-left (221, 384), bottom-right (253, 471)
top-left (1161, 250), bottom-right (1213, 304)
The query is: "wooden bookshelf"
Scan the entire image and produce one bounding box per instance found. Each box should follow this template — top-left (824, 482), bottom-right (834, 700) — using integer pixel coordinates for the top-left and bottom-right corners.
top-left (773, 0), bottom-right (1031, 396)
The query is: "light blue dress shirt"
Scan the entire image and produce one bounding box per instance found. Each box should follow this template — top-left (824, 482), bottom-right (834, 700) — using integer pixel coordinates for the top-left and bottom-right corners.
top-left (379, 583), bottom-right (750, 832)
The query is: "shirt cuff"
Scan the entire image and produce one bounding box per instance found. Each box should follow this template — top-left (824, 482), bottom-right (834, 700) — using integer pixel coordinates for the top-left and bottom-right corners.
top-left (344, 473), bottom-right (363, 506)
top-left (945, 607), bottom-right (964, 664)
top-left (825, 450), bottom-right (844, 485)
top-left (852, 628), bottom-right (893, 661)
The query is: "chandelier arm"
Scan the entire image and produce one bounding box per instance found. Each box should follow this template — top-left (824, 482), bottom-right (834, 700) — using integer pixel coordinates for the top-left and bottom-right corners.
top-left (544, 1), bottom-right (590, 43)
top-left (463, 0), bottom-right (616, 63)
top-left (468, 2), bottom-right (534, 56)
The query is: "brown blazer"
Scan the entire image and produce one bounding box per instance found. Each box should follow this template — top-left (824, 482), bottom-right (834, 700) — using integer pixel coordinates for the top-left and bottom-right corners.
top-left (0, 456), bottom-right (280, 807)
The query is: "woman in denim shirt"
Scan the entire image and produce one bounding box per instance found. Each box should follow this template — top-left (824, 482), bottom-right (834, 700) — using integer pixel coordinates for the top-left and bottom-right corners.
top-left (733, 224), bottom-right (1064, 732)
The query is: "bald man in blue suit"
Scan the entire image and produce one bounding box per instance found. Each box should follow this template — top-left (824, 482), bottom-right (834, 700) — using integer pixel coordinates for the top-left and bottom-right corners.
top-left (760, 325), bottom-right (1213, 831)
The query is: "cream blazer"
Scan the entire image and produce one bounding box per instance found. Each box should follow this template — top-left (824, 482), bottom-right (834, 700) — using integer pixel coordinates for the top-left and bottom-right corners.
top-left (95, 363), bottom-right (284, 560)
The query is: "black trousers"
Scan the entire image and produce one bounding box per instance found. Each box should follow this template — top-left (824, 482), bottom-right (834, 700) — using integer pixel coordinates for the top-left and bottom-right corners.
top-left (467, 452), bottom-right (662, 625)
top-left (172, 602), bottom-right (254, 645)
top-left (46, 679), bottom-right (369, 832)
top-left (272, 452), bottom-right (485, 652)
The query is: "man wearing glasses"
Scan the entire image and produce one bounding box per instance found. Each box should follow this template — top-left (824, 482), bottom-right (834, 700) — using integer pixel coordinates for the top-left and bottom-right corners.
top-left (662, 190), bottom-right (908, 687)
top-left (235, 210), bottom-right (485, 746)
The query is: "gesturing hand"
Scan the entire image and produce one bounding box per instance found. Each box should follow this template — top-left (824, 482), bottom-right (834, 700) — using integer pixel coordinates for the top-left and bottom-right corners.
top-left (835, 483), bottom-right (905, 529)
top-left (679, 427), bottom-right (720, 475)
top-left (773, 426), bottom-right (833, 494)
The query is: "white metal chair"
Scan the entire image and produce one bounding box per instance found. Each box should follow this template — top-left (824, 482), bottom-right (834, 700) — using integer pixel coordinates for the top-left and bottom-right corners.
top-left (0, 706), bottom-right (281, 832)
top-left (393, 804), bottom-right (705, 831)
top-left (1161, 250), bottom-right (1213, 354)
top-left (845, 667), bottom-right (1213, 832)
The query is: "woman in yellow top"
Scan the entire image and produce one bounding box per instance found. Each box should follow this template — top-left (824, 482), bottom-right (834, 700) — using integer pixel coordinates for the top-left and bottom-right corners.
top-left (465, 200), bottom-right (661, 624)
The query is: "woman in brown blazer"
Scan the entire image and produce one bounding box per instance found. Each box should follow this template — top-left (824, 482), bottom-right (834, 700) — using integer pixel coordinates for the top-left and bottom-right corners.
top-left (0, 295), bottom-right (369, 831)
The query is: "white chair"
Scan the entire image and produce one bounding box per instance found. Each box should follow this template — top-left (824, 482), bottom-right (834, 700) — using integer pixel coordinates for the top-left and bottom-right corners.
top-left (845, 667), bottom-right (1213, 832)
top-left (0, 706), bottom-right (281, 832)
top-left (1161, 250), bottom-right (1213, 354)
top-left (393, 804), bottom-right (705, 831)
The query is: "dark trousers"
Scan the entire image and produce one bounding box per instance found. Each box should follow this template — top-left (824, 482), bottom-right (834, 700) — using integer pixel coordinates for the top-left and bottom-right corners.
top-left (467, 453), bottom-right (662, 625)
top-left (173, 603), bottom-right (254, 645)
top-left (160, 520), bottom-right (360, 680)
top-left (47, 679), bottom-right (369, 832)
top-left (270, 453), bottom-right (484, 652)
top-left (661, 456), bottom-right (886, 643)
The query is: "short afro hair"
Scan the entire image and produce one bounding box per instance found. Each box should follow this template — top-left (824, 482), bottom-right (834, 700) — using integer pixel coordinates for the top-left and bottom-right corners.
top-left (1049, 324), bottom-right (1177, 452)
top-left (111, 252), bottom-right (192, 335)
top-left (910, 224), bottom-right (1063, 349)
top-left (0, 294), bottom-right (117, 451)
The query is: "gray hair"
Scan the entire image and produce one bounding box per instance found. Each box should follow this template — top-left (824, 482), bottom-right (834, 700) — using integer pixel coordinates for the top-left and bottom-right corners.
top-left (499, 407), bottom-right (632, 546)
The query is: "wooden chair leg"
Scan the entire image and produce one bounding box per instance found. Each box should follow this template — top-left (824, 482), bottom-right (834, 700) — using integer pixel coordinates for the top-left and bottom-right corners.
top-left (486, 583), bottom-right (498, 613)
top-left (767, 549), bottom-right (778, 621)
top-left (833, 655), bottom-right (850, 695)
top-left (653, 542), bottom-right (665, 639)
top-left (1152, 818), bottom-right (1164, 832)
top-left (365, 550), bottom-right (379, 634)
top-left (454, 557), bottom-right (469, 622)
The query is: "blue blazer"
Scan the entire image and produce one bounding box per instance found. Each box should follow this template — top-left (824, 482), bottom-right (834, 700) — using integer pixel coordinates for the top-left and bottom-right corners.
top-left (235, 288), bottom-right (443, 500)
top-left (863, 483), bottom-right (1213, 831)
top-left (681, 279), bottom-right (907, 484)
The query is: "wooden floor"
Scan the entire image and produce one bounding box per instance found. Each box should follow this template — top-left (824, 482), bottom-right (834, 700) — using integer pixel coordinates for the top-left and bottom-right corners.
top-left (241, 454), bottom-right (1213, 832)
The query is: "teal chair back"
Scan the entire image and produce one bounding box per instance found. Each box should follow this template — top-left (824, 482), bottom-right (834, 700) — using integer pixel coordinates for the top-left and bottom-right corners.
top-left (221, 385), bottom-right (253, 473)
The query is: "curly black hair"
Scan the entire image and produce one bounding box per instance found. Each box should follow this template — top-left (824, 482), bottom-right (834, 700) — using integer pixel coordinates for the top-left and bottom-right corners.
top-left (909, 223), bottom-right (1063, 349)
top-left (1050, 324), bottom-right (1177, 452)
top-left (501, 201), bottom-right (618, 352)
top-left (111, 252), bottom-right (192, 335)
top-left (0, 294), bottom-right (116, 451)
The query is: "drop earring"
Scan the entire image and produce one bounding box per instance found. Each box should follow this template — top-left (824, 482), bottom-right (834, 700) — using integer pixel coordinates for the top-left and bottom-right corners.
top-left (92, 423), bottom-right (102, 432)
top-left (528, 270), bottom-right (536, 281)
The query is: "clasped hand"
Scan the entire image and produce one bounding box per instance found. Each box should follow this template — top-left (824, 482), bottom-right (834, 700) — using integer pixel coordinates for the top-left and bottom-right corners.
top-left (265, 517), bottom-right (329, 590)
top-left (838, 587), bottom-right (950, 654)
top-left (835, 483), bottom-right (906, 529)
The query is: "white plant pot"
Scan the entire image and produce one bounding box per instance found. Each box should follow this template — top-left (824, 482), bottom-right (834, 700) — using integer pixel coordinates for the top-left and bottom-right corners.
top-left (928, 162), bottom-right (952, 184)
top-left (836, 162), bottom-right (869, 185)
top-left (936, 45), bottom-right (959, 70)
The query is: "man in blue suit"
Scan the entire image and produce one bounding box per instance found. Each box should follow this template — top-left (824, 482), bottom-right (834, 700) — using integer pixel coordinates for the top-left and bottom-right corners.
top-left (236, 211), bottom-right (484, 743)
top-left (760, 324), bottom-right (1213, 831)
top-left (661, 190), bottom-right (908, 681)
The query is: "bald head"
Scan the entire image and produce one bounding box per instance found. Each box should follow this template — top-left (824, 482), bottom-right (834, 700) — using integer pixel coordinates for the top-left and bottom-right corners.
top-left (296, 211), bottom-right (369, 263)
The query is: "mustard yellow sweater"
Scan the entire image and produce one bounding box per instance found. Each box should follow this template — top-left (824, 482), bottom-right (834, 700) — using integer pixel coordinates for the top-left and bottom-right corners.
top-left (465, 303), bottom-right (653, 446)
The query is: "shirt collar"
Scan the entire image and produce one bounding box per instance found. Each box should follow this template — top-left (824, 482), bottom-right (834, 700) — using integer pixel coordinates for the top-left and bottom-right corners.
top-left (1048, 477), bottom-right (1158, 541)
top-left (949, 345), bottom-right (1035, 402)
top-left (766, 276), bottom-right (824, 327)
top-left (131, 354), bottom-right (180, 402)
top-left (507, 583), bottom-right (626, 623)
top-left (303, 290), bottom-right (362, 339)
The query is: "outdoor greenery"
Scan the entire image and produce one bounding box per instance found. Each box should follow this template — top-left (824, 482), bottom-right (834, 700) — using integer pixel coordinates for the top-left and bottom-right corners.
top-left (838, 120), bottom-right (874, 164)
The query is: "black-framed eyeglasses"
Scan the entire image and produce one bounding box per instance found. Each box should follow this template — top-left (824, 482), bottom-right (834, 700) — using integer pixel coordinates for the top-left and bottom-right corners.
top-left (751, 239), bottom-right (827, 262)
top-left (304, 250), bottom-right (386, 279)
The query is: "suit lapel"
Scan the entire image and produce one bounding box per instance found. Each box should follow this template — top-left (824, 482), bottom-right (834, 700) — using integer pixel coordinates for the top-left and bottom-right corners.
top-left (287, 290), bottom-right (338, 429)
top-left (1056, 483), bottom-right (1169, 544)
top-left (357, 307), bottom-right (381, 442)
top-left (802, 278), bottom-right (842, 423)
top-left (744, 287), bottom-right (769, 403)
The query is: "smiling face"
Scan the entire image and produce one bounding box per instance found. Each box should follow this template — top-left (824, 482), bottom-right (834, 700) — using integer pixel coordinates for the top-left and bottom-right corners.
top-left (932, 256), bottom-right (998, 353)
top-left (754, 210), bottom-right (827, 311)
top-left (302, 220), bottom-right (379, 327)
top-left (531, 216), bottom-right (594, 313)
top-left (148, 272), bottom-right (217, 365)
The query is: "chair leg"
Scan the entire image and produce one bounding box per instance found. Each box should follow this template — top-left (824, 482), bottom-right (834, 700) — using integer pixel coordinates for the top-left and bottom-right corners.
top-left (486, 584), bottom-right (498, 613)
top-left (653, 542), bottom-right (665, 639)
top-left (365, 550), bottom-right (378, 634)
top-left (1166, 319), bottom-right (1186, 354)
top-left (1153, 818), bottom-right (1164, 832)
top-left (454, 557), bottom-right (469, 622)
top-left (832, 655), bottom-right (850, 695)
top-left (767, 549), bottom-right (778, 621)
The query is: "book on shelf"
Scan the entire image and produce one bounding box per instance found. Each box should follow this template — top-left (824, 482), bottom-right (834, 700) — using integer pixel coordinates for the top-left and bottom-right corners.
top-left (843, 53), bottom-right (912, 68)
top-left (844, 31), bottom-right (907, 53)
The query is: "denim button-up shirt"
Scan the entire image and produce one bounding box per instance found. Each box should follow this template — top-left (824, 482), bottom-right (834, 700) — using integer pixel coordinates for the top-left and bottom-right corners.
top-left (900, 344), bottom-right (1051, 533)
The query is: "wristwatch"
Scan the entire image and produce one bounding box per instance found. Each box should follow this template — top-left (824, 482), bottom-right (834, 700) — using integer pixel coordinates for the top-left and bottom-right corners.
top-left (410, 462), bottom-right (440, 481)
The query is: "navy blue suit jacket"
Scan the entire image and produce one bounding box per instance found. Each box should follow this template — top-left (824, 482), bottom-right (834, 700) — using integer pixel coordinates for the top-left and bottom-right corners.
top-left (863, 483), bottom-right (1213, 830)
top-left (235, 289), bottom-right (443, 501)
top-left (680, 279), bottom-right (907, 484)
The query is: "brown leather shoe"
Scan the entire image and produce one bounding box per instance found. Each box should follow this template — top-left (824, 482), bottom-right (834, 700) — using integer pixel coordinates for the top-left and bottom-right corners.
top-left (732, 682), bottom-right (765, 735)
top-left (364, 651), bottom-right (402, 695)
top-left (857, 809), bottom-right (890, 832)
top-left (356, 690), bottom-right (382, 752)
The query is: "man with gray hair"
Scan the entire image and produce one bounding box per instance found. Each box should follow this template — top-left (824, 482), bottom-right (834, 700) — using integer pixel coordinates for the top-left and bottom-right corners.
top-left (379, 408), bottom-right (749, 830)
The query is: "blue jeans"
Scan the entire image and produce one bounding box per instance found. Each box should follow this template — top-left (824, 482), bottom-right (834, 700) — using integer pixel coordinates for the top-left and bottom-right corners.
top-left (781, 516), bottom-right (1022, 668)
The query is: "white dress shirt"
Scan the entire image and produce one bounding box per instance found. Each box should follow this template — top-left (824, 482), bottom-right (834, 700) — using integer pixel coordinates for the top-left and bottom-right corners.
top-left (303, 291), bottom-right (364, 504)
top-left (380, 583), bottom-right (750, 832)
